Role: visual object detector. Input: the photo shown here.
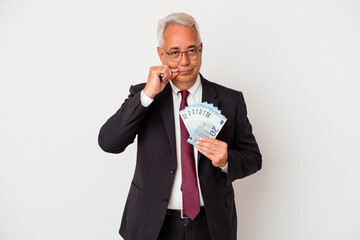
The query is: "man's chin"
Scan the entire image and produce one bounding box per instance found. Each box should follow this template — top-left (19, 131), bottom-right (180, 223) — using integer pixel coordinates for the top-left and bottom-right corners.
top-left (174, 73), bottom-right (198, 83)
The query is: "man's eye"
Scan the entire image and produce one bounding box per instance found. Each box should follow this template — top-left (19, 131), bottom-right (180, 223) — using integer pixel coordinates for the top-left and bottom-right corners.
top-left (170, 51), bottom-right (179, 56)
top-left (188, 49), bottom-right (196, 53)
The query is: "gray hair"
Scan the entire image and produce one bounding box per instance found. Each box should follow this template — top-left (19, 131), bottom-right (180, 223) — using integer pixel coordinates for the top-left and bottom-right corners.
top-left (157, 13), bottom-right (201, 47)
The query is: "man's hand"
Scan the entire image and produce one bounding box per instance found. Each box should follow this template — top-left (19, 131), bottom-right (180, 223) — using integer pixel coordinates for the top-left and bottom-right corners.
top-left (143, 65), bottom-right (179, 99)
top-left (196, 137), bottom-right (228, 168)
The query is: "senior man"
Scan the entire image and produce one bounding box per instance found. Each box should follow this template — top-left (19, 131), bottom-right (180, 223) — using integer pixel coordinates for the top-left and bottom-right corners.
top-left (98, 12), bottom-right (262, 240)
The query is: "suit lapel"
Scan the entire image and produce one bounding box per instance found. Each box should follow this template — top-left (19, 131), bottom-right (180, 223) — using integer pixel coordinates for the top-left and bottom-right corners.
top-left (157, 84), bottom-right (177, 157)
top-left (199, 74), bottom-right (219, 162)
top-left (156, 75), bottom-right (220, 165)
top-left (201, 75), bottom-right (219, 107)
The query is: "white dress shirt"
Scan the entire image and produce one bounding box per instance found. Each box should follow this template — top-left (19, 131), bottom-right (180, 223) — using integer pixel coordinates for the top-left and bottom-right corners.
top-left (140, 75), bottom-right (227, 210)
top-left (167, 76), bottom-right (204, 209)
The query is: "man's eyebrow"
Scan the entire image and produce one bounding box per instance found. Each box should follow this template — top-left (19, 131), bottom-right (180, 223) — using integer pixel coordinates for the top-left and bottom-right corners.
top-left (168, 47), bottom-right (180, 51)
top-left (168, 45), bottom-right (198, 51)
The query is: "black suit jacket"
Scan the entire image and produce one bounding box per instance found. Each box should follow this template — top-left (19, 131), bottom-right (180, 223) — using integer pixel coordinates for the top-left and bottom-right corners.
top-left (98, 74), bottom-right (262, 240)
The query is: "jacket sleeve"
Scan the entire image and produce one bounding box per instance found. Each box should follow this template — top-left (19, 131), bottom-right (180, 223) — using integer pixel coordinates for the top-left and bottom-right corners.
top-left (224, 92), bottom-right (262, 185)
top-left (98, 85), bottom-right (150, 154)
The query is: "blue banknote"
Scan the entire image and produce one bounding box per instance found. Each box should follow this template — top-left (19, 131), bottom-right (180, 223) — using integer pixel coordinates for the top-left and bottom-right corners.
top-left (180, 102), bottom-right (227, 146)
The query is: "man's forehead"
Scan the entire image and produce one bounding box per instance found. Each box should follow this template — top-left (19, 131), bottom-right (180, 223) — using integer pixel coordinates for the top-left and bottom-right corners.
top-left (162, 24), bottom-right (200, 49)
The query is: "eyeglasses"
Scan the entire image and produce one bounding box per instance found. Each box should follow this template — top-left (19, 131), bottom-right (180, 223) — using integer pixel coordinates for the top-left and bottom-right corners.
top-left (161, 44), bottom-right (202, 62)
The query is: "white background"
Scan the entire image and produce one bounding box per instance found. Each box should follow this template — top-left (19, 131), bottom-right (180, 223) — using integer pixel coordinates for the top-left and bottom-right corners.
top-left (1, 0), bottom-right (359, 239)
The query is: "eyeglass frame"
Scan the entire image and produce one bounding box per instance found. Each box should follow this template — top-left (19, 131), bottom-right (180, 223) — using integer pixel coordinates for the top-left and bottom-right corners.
top-left (160, 43), bottom-right (202, 62)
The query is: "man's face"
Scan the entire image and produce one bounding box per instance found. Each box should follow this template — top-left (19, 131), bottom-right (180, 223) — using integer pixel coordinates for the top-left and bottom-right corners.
top-left (157, 24), bottom-right (202, 86)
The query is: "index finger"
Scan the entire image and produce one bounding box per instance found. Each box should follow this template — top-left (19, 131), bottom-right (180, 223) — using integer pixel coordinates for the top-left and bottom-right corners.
top-left (198, 137), bottom-right (226, 146)
top-left (198, 137), bottom-right (216, 143)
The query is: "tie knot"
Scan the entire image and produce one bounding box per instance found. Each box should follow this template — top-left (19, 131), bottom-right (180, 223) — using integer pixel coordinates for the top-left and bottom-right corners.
top-left (179, 90), bottom-right (190, 100)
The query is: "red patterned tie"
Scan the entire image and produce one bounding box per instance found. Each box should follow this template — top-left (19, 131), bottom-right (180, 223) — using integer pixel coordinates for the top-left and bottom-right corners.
top-left (179, 90), bottom-right (200, 220)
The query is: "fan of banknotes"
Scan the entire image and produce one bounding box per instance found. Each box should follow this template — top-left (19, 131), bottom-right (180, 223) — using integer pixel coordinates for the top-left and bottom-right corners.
top-left (179, 102), bottom-right (227, 145)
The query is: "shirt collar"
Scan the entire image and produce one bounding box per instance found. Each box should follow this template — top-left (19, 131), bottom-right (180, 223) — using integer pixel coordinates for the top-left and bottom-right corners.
top-left (169, 74), bottom-right (201, 97)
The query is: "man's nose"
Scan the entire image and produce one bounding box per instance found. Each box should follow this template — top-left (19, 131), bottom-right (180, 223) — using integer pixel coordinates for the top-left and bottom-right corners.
top-left (178, 52), bottom-right (190, 66)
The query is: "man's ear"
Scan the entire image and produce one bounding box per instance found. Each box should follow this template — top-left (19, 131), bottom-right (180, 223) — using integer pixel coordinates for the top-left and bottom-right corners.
top-left (157, 47), bottom-right (166, 65)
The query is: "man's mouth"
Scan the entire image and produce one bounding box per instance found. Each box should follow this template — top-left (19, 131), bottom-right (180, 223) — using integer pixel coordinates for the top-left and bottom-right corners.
top-left (179, 69), bottom-right (193, 75)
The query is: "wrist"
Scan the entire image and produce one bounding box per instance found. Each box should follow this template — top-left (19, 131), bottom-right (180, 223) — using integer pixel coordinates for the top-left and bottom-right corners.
top-left (143, 87), bottom-right (156, 99)
top-left (218, 160), bottom-right (228, 168)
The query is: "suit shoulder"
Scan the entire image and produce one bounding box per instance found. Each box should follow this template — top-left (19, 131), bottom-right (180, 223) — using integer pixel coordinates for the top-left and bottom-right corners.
top-left (205, 78), bottom-right (243, 98)
top-left (129, 83), bottom-right (146, 94)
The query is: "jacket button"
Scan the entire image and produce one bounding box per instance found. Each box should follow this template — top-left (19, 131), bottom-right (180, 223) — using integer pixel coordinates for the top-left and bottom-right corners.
top-left (162, 197), bottom-right (168, 203)
top-left (170, 168), bottom-right (175, 174)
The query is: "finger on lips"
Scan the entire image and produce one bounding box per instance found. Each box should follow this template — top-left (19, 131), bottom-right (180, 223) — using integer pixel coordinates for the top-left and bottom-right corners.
top-left (170, 68), bottom-right (179, 80)
top-left (157, 66), bottom-right (179, 81)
